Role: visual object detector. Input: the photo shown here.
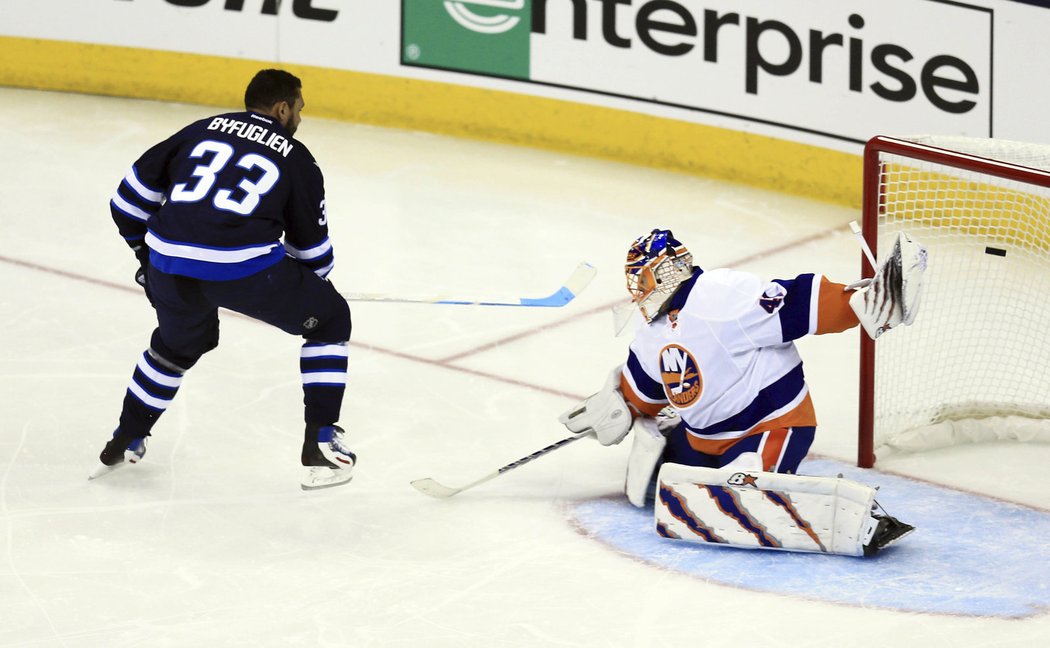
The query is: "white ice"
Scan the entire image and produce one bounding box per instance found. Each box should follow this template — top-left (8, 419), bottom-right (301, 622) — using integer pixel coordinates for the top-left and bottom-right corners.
top-left (1, 87), bottom-right (1048, 647)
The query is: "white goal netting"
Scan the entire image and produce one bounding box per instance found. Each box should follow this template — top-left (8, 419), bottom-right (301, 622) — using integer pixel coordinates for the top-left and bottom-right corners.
top-left (866, 135), bottom-right (1050, 456)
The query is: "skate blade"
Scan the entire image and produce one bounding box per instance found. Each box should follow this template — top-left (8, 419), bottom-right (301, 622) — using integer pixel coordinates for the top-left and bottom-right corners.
top-left (300, 466), bottom-right (354, 491)
top-left (88, 461), bottom-right (126, 481)
top-left (879, 524), bottom-right (917, 551)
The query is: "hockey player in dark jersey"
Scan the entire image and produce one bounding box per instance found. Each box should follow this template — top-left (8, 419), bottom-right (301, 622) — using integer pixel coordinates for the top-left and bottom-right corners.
top-left (95, 69), bottom-right (355, 490)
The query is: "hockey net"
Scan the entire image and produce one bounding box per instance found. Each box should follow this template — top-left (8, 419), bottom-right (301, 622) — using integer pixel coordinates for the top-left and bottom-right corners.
top-left (858, 135), bottom-right (1050, 467)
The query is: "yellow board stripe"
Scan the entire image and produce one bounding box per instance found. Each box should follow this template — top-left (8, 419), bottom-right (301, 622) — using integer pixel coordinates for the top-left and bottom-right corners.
top-left (0, 36), bottom-right (861, 206)
top-left (880, 163), bottom-right (1050, 250)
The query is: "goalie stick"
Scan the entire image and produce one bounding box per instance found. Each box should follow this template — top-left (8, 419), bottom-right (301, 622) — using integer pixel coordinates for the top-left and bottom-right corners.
top-left (342, 262), bottom-right (596, 308)
top-left (410, 432), bottom-right (593, 498)
top-left (849, 220), bottom-right (878, 271)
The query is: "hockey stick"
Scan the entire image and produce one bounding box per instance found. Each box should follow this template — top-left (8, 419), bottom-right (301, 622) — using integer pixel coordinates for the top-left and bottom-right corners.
top-left (611, 300), bottom-right (636, 336)
top-left (846, 220), bottom-right (879, 290)
top-left (410, 432), bottom-right (593, 498)
top-left (849, 220), bottom-right (878, 270)
top-left (342, 262), bottom-right (596, 307)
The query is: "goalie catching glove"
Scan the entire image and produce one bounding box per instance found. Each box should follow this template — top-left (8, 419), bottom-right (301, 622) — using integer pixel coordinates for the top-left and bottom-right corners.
top-left (559, 366), bottom-right (633, 446)
top-left (849, 231), bottom-right (928, 339)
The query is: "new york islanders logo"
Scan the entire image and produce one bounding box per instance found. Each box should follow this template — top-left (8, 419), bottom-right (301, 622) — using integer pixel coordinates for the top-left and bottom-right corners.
top-left (659, 344), bottom-right (702, 407)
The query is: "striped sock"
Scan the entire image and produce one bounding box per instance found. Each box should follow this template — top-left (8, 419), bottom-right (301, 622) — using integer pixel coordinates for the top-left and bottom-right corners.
top-left (300, 341), bottom-right (348, 425)
top-left (118, 349), bottom-right (184, 436)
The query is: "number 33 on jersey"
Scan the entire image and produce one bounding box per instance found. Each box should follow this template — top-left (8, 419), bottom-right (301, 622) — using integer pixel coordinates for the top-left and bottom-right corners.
top-left (110, 111), bottom-right (334, 281)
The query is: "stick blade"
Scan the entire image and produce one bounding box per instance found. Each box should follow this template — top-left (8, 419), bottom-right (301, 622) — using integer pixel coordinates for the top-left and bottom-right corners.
top-left (519, 262), bottom-right (597, 307)
top-left (410, 478), bottom-right (460, 499)
top-left (611, 300), bottom-right (636, 336)
top-left (563, 261), bottom-right (598, 296)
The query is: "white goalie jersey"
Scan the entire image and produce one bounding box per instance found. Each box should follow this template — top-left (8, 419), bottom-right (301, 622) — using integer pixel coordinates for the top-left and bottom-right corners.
top-left (619, 267), bottom-right (859, 456)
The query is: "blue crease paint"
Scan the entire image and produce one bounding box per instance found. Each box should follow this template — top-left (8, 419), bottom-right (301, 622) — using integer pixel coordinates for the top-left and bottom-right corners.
top-left (569, 459), bottom-right (1050, 618)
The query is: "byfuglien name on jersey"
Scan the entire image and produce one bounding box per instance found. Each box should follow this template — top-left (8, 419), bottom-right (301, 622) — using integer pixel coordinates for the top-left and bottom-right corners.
top-left (206, 117), bottom-right (294, 157)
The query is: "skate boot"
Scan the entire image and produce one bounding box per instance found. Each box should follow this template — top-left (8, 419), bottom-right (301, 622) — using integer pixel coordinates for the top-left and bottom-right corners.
top-left (89, 430), bottom-right (148, 480)
top-left (301, 424), bottom-right (356, 491)
top-left (862, 503), bottom-right (916, 556)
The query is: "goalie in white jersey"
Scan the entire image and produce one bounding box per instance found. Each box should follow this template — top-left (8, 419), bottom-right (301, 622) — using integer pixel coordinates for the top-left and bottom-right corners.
top-left (561, 229), bottom-right (927, 556)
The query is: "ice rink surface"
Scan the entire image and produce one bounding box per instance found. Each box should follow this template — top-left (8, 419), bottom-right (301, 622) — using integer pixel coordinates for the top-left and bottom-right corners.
top-left (1, 87), bottom-right (1048, 647)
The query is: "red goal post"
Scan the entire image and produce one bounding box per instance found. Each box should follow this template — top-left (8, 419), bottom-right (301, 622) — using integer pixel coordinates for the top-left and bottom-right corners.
top-left (858, 135), bottom-right (1050, 468)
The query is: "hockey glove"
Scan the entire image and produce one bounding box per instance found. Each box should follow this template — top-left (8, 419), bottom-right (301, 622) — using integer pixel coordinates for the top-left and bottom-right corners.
top-left (132, 245), bottom-right (154, 307)
top-left (559, 365), bottom-right (633, 446)
top-left (849, 232), bottom-right (927, 339)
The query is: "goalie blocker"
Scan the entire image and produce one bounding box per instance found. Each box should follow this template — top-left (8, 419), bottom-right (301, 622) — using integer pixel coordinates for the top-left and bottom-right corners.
top-left (655, 463), bottom-right (914, 557)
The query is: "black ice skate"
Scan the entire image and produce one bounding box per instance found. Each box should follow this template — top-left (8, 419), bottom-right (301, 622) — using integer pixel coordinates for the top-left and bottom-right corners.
top-left (301, 424), bottom-right (356, 491)
top-left (89, 430), bottom-right (148, 480)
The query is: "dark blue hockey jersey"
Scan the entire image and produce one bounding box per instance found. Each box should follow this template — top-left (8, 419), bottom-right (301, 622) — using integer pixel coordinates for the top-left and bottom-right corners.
top-left (110, 111), bottom-right (333, 281)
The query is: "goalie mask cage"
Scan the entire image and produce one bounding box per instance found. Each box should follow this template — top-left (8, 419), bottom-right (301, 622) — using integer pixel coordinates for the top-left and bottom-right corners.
top-left (858, 135), bottom-right (1050, 468)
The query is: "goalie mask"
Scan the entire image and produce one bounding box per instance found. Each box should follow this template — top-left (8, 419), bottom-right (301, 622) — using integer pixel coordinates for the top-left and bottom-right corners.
top-left (625, 229), bottom-right (695, 322)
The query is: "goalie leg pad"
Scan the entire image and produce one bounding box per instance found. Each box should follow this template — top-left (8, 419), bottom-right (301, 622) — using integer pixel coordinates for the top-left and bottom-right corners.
top-left (654, 463), bottom-right (879, 557)
top-left (721, 451), bottom-right (763, 471)
top-left (624, 417), bottom-right (669, 508)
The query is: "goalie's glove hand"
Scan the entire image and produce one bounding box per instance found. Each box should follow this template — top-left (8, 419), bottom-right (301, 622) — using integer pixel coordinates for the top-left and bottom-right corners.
top-left (558, 365), bottom-right (633, 446)
top-left (849, 231), bottom-right (927, 339)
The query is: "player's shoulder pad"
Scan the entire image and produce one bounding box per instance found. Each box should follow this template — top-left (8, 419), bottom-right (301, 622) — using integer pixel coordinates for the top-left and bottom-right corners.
top-left (288, 138), bottom-right (320, 168)
top-left (685, 268), bottom-right (764, 321)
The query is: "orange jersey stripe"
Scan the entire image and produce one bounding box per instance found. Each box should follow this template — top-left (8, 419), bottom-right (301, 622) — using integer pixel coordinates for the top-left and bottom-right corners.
top-left (685, 433), bottom-right (750, 455)
top-left (816, 276), bottom-right (859, 334)
top-left (760, 428), bottom-right (789, 470)
top-left (752, 392), bottom-right (817, 432)
top-left (620, 372), bottom-right (666, 417)
top-left (684, 393), bottom-right (817, 455)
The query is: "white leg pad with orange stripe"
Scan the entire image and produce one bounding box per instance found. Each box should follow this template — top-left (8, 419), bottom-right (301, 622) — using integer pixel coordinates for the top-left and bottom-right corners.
top-left (654, 463), bottom-right (878, 557)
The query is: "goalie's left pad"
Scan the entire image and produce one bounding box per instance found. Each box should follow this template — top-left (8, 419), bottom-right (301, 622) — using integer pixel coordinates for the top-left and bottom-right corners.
top-left (621, 412), bottom-right (670, 507)
top-left (849, 231), bottom-right (928, 339)
top-left (654, 463), bottom-right (882, 557)
top-left (559, 366), bottom-right (633, 446)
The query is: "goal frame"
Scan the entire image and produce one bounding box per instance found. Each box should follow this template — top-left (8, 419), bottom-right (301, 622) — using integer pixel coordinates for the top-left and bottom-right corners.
top-left (857, 135), bottom-right (1050, 467)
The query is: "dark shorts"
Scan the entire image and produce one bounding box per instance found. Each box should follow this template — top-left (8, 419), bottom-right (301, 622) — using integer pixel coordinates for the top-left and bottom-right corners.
top-left (147, 257), bottom-right (351, 369)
